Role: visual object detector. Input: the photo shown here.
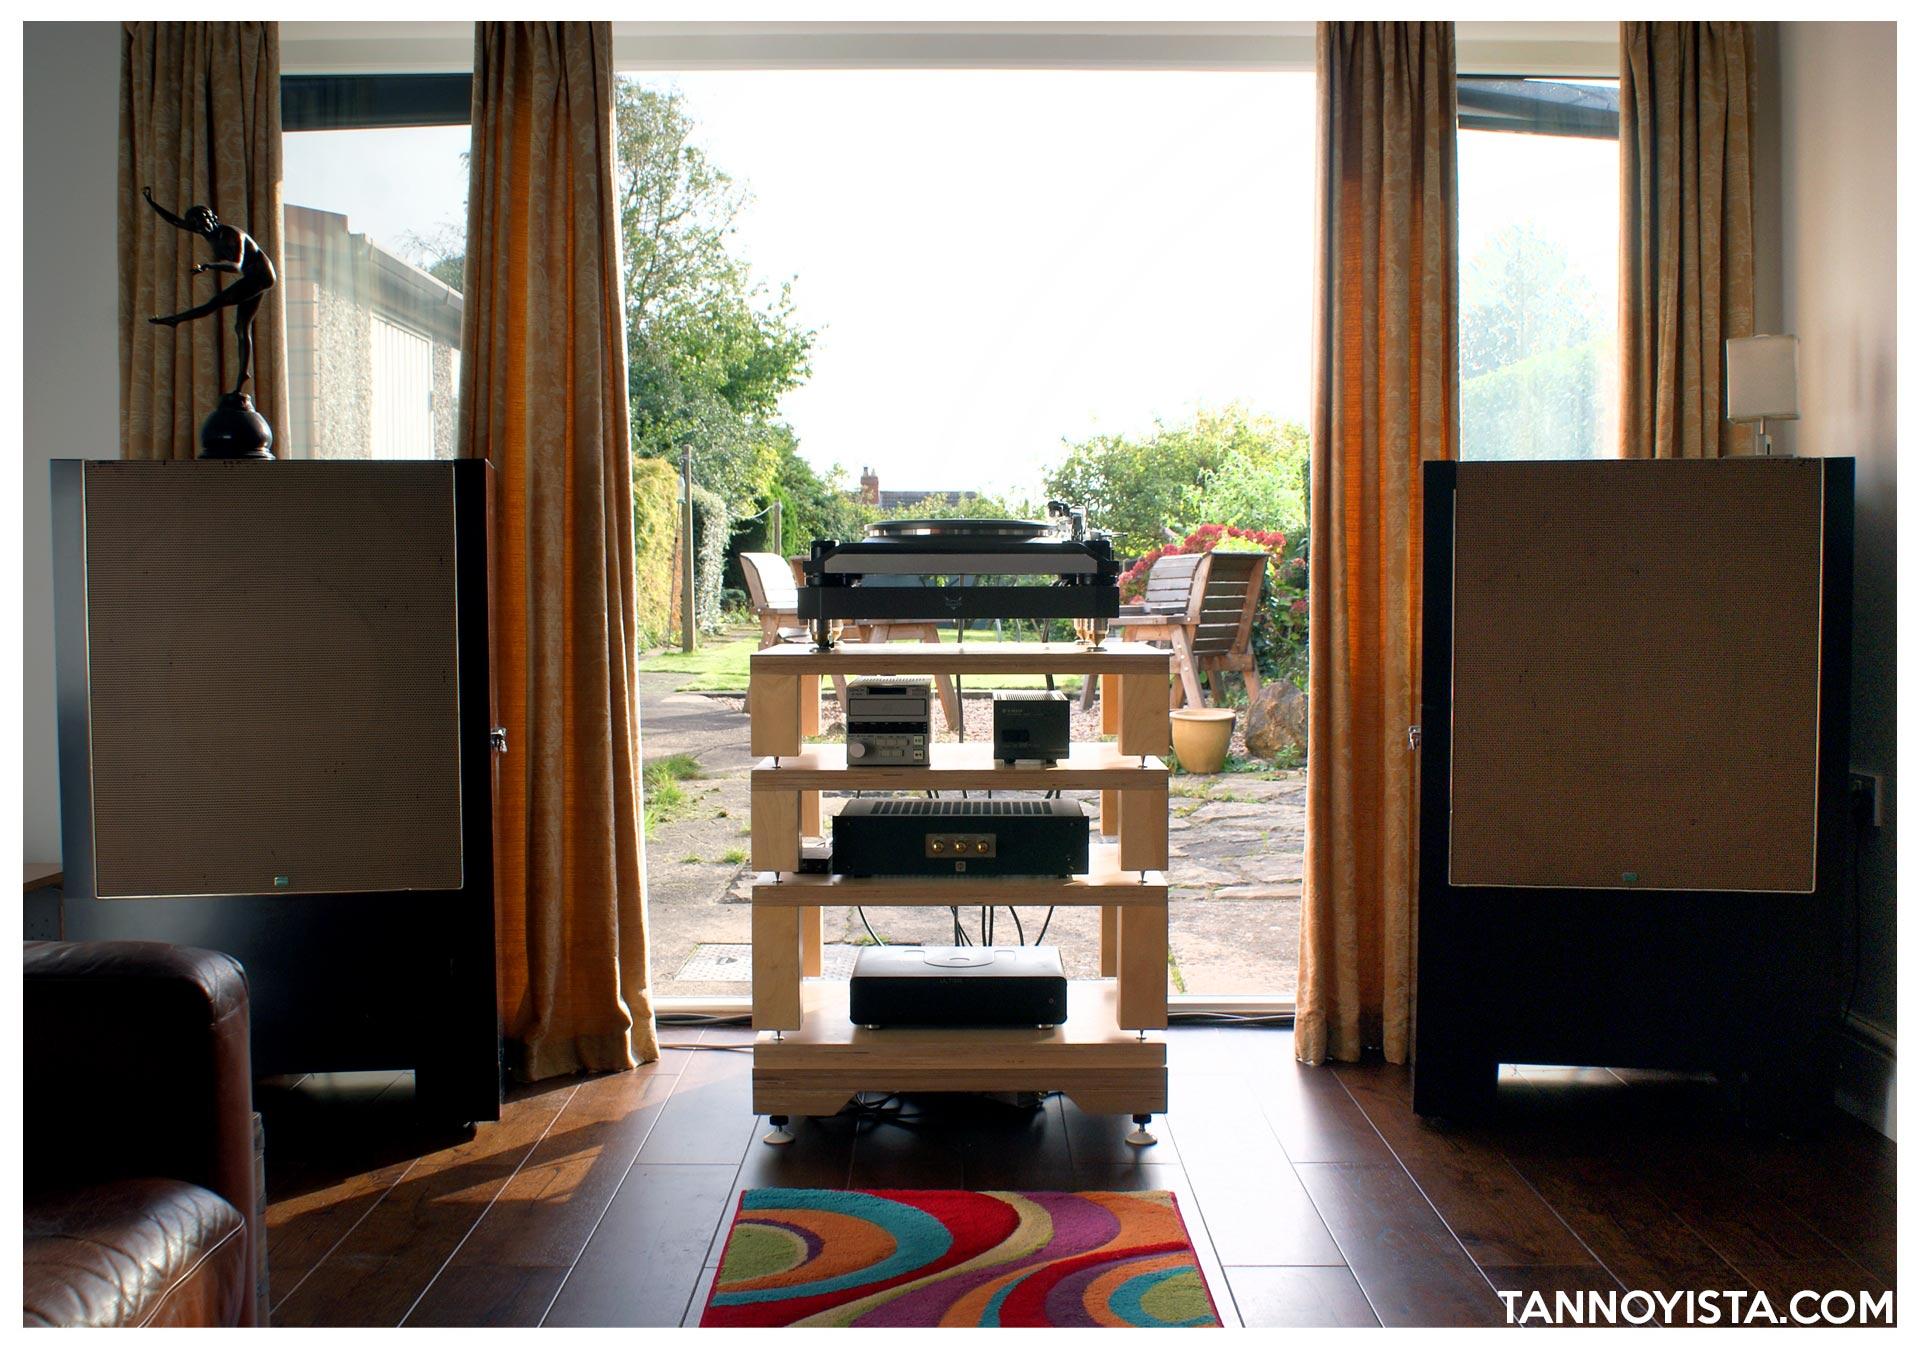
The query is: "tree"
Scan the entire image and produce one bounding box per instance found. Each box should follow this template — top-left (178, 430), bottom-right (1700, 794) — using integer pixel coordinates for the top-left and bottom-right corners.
top-left (398, 220), bottom-right (466, 291)
top-left (1460, 224), bottom-right (1597, 379)
top-left (1459, 224), bottom-right (1608, 459)
top-left (1044, 406), bottom-right (1308, 560)
top-left (616, 83), bottom-right (814, 512)
top-left (758, 436), bottom-right (871, 553)
top-left (1180, 418), bottom-right (1309, 539)
top-left (400, 152), bottom-right (471, 292)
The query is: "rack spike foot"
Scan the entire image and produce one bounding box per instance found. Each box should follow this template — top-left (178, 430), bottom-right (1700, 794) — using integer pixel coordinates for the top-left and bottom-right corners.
top-left (763, 1115), bottom-right (795, 1146)
top-left (1125, 1113), bottom-right (1157, 1146)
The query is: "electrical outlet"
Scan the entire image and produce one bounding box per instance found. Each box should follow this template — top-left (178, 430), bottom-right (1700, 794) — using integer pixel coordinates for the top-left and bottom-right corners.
top-left (1848, 770), bottom-right (1884, 829)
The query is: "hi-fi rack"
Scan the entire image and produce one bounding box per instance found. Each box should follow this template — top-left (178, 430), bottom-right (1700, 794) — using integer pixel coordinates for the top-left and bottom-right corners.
top-left (745, 639), bottom-right (1172, 1136)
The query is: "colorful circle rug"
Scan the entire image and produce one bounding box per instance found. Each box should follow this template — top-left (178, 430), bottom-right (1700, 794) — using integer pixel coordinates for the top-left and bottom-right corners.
top-left (700, 1188), bottom-right (1222, 1328)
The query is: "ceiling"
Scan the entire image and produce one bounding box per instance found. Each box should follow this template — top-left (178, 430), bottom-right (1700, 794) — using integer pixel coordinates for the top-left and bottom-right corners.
top-left (280, 20), bottom-right (1619, 77)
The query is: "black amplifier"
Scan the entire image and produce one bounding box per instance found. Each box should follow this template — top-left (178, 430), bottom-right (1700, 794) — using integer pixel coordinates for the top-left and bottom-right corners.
top-left (849, 945), bottom-right (1068, 1027)
top-left (831, 798), bottom-right (1091, 876)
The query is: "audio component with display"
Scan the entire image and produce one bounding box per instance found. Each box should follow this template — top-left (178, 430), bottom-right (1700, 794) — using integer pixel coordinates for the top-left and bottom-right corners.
top-left (992, 689), bottom-right (1071, 764)
top-left (831, 798), bottom-right (1091, 877)
top-left (849, 945), bottom-right (1069, 1028)
top-left (845, 677), bottom-right (933, 766)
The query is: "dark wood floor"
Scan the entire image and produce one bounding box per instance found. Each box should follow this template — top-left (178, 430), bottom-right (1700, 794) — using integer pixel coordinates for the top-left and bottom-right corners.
top-left (257, 1024), bottom-right (1896, 1328)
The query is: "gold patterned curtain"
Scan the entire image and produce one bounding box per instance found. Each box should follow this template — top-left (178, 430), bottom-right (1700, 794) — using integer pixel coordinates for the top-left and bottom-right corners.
top-left (1619, 22), bottom-right (1760, 459)
top-left (1297, 22), bottom-right (1459, 1067)
top-left (462, 22), bottom-right (659, 1078)
top-left (119, 22), bottom-right (287, 460)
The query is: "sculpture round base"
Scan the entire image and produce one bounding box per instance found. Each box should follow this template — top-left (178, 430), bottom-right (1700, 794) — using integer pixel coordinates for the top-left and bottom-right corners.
top-left (198, 393), bottom-right (275, 460)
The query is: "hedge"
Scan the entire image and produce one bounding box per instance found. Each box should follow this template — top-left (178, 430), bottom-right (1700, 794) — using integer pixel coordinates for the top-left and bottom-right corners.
top-left (633, 456), bottom-right (680, 648)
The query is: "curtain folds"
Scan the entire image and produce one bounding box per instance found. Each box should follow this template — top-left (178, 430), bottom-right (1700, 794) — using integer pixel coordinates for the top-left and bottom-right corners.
top-left (1296, 22), bottom-right (1459, 1067)
top-left (462, 21), bottom-right (659, 1079)
top-left (119, 22), bottom-right (288, 460)
top-left (1619, 21), bottom-right (1760, 459)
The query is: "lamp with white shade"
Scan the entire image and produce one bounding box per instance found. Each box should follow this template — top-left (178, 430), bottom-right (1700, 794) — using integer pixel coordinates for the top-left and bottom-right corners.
top-left (1725, 333), bottom-right (1799, 456)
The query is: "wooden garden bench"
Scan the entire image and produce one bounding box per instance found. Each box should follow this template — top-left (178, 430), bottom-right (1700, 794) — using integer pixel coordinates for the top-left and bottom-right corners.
top-left (1080, 549), bottom-right (1267, 711)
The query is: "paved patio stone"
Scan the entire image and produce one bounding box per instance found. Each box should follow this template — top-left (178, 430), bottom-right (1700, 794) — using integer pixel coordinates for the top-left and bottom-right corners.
top-left (1213, 884), bottom-right (1304, 901)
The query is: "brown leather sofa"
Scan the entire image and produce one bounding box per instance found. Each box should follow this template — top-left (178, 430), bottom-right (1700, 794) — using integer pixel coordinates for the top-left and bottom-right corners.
top-left (23, 941), bottom-right (260, 1328)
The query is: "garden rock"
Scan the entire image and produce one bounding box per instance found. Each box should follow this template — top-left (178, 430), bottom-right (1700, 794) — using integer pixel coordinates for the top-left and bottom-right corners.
top-left (1246, 679), bottom-right (1308, 762)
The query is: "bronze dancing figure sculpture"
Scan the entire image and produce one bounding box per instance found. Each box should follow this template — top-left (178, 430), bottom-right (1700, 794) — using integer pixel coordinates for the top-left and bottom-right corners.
top-left (143, 187), bottom-right (279, 457)
top-left (145, 187), bottom-right (277, 395)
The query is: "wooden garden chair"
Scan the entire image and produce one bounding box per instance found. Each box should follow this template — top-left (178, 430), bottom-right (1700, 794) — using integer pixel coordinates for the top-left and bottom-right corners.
top-left (741, 551), bottom-right (808, 652)
top-left (738, 552), bottom-right (960, 729)
top-left (1080, 549), bottom-right (1267, 711)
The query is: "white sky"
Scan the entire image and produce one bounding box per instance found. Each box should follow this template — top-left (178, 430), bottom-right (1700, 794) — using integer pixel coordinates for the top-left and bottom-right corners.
top-left (283, 71), bottom-right (1620, 498)
top-left (283, 124), bottom-right (472, 261)
top-left (643, 70), bottom-right (1317, 498)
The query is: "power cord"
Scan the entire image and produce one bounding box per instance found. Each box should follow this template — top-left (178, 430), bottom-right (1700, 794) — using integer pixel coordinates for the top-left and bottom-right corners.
top-left (657, 1043), bottom-right (755, 1053)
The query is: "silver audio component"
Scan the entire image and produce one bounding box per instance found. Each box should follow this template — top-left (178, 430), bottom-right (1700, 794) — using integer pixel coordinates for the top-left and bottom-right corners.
top-left (845, 677), bottom-right (933, 767)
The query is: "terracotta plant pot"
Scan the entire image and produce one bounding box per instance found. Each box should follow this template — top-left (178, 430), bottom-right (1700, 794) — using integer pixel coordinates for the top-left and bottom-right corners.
top-left (1170, 708), bottom-right (1236, 775)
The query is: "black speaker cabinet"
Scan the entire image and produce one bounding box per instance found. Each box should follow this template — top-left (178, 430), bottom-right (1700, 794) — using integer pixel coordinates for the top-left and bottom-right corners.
top-left (1413, 458), bottom-right (1853, 1124)
top-left (51, 459), bottom-right (502, 1124)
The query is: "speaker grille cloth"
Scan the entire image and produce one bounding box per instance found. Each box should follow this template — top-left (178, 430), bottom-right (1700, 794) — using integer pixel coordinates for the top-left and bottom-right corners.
top-left (1448, 459), bottom-right (1823, 893)
top-left (84, 463), bottom-right (464, 897)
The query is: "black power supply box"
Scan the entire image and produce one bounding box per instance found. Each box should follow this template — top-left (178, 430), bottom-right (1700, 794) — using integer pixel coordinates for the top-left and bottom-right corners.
top-left (992, 689), bottom-right (1072, 765)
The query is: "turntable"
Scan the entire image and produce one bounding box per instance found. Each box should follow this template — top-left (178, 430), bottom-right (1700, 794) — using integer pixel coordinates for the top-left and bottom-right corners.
top-left (798, 506), bottom-right (1120, 648)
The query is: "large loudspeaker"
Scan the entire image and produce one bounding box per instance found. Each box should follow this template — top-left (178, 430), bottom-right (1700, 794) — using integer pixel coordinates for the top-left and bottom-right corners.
top-left (78, 463), bottom-right (466, 899)
top-left (52, 460), bottom-right (502, 1124)
top-left (1413, 457), bottom-right (1852, 1125)
top-left (1447, 459), bottom-right (1825, 893)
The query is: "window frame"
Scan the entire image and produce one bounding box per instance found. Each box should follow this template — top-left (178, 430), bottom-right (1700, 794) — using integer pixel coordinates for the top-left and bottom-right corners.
top-left (279, 21), bottom-right (1621, 1017)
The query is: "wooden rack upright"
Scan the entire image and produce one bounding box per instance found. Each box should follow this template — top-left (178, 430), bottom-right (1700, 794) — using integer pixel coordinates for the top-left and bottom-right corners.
top-left (745, 640), bottom-right (1173, 1124)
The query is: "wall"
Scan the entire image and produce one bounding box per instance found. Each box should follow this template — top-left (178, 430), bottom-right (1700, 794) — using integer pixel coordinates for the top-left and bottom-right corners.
top-left (1773, 21), bottom-right (1898, 1138)
top-left (22, 22), bottom-right (123, 866)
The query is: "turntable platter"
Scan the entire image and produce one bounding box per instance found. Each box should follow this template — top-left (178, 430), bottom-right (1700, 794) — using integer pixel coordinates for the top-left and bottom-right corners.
top-left (863, 518), bottom-right (1054, 541)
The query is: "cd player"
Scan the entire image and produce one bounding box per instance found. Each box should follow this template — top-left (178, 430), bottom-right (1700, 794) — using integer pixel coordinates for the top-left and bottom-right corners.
top-left (849, 945), bottom-right (1068, 1027)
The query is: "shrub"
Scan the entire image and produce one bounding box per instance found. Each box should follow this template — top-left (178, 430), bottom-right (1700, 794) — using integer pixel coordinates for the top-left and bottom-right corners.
top-left (690, 484), bottom-right (732, 636)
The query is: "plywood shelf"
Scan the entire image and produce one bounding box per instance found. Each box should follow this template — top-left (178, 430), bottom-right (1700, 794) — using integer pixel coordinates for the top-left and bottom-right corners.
top-left (750, 843), bottom-right (1166, 907)
top-left (759, 980), bottom-right (1164, 1064)
top-left (754, 740), bottom-right (1167, 790)
top-left (750, 639), bottom-right (1172, 677)
top-left (751, 981), bottom-right (1168, 1119)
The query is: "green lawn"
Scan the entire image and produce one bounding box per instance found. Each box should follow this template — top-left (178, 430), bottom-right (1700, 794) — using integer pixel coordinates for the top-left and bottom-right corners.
top-left (639, 628), bottom-right (1087, 694)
